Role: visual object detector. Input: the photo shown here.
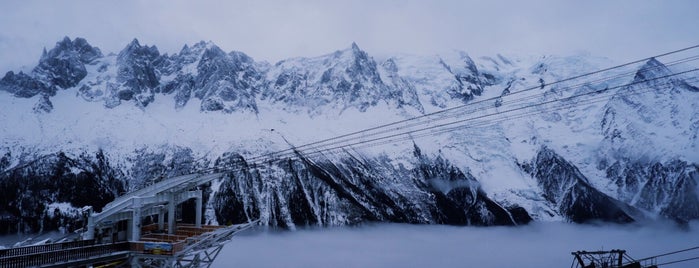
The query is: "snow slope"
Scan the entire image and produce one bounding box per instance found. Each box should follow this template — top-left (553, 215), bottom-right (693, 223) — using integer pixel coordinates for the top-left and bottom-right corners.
top-left (1, 37), bottom-right (697, 233)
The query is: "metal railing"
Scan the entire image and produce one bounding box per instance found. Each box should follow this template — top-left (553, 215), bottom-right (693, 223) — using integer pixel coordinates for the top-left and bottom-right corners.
top-left (0, 240), bottom-right (94, 259)
top-left (0, 241), bottom-right (129, 268)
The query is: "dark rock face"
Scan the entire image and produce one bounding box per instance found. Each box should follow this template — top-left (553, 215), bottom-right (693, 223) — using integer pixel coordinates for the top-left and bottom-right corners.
top-left (161, 74), bottom-right (196, 109)
top-left (212, 146), bottom-right (530, 228)
top-left (380, 58), bottom-right (424, 112)
top-left (194, 47), bottom-right (260, 112)
top-left (263, 43), bottom-right (423, 113)
top-left (0, 150), bottom-right (125, 234)
top-left (601, 58), bottom-right (697, 145)
top-left (33, 37), bottom-right (102, 89)
top-left (2, 37), bottom-right (697, 235)
top-left (598, 58), bottom-right (699, 223)
top-left (0, 146), bottom-right (209, 235)
top-left (526, 147), bottom-right (635, 223)
top-left (158, 42), bottom-right (262, 112)
top-left (126, 146), bottom-right (203, 189)
top-left (607, 160), bottom-right (699, 222)
top-left (33, 94), bottom-right (53, 113)
top-left (0, 71), bottom-right (55, 98)
top-left (441, 52), bottom-right (495, 102)
top-left (632, 58), bottom-right (673, 86)
top-left (0, 37), bottom-right (101, 98)
top-left (2, 38), bottom-right (422, 114)
top-left (115, 39), bottom-right (161, 107)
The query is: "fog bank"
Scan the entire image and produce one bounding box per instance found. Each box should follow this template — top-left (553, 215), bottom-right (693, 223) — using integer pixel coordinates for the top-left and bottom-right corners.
top-left (215, 222), bottom-right (699, 268)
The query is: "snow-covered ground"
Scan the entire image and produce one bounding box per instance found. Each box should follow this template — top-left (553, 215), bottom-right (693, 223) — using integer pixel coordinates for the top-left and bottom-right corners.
top-left (1, 38), bottom-right (698, 227)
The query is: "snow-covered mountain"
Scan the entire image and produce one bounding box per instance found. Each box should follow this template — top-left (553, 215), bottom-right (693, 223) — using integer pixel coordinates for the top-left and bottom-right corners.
top-left (1, 37), bottom-right (697, 234)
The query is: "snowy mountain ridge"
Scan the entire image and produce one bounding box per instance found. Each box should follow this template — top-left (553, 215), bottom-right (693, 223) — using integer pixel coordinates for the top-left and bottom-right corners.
top-left (0, 37), bottom-right (697, 234)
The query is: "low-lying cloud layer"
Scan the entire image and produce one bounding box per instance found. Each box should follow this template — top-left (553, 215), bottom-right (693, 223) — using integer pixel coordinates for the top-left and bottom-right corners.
top-left (216, 222), bottom-right (699, 268)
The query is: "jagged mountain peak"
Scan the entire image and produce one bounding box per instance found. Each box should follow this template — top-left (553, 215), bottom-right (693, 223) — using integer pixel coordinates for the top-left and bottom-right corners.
top-left (2, 36), bottom-right (699, 232)
top-left (348, 42), bottom-right (370, 60)
top-left (350, 41), bottom-right (360, 51)
top-left (263, 41), bottom-right (425, 113)
top-left (118, 39), bottom-right (160, 62)
top-left (632, 58), bottom-right (698, 93)
top-left (196, 43), bottom-right (258, 76)
top-left (268, 43), bottom-right (367, 73)
top-left (126, 38), bottom-right (141, 48)
top-left (159, 41), bottom-right (215, 75)
top-left (200, 43), bottom-right (226, 59)
top-left (0, 36), bottom-right (104, 93)
top-left (459, 52), bottom-right (480, 74)
top-left (314, 42), bottom-right (371, 67)
top-left (430, 50), bottom-right (493, 102)
top-left (229, 50), bottom-right (255, 64)
top-left (0, 70), bottom-right (55, 97)
top-left (164, 40), bottom-right (256, 76)
top-left (601, 57), bottom-right (699, 164)
top-left (42, 36), bottom-right (102, 64)
top-left (194, 42), bottom-right (259, 71)
top-left (633, 58), bottom-right (673, 83)
top-left (178, 41), bottom-right (213, 56)
top-left (41, 36), bottom-right (102, 63)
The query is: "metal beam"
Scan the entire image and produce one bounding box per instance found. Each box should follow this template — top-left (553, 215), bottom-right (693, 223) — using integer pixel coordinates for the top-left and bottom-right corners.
top-left (91, 173), bottom-right (223, 224)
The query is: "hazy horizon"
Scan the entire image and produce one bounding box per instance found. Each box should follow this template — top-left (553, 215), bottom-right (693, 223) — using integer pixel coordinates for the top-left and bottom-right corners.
top-left (1, 0), bottom-right (698, 73)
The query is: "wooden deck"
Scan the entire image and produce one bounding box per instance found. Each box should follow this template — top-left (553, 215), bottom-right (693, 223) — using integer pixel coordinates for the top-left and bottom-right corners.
top-left (0, 224), bottom-right (229, 267)
top-left (131, 223), bottom-right (225, 256)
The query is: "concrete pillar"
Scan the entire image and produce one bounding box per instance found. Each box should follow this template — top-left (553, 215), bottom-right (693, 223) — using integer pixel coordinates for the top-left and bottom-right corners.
top-left (127, 219), bottom-right (132, 241)
top-left (158, 207), bottom-right (165, 230)
top-left (131, 197), bottom-right (142, 241)
top-left (85, 207), bottom-right (95, 240)
top-left (168, 192), bottom-right (176, 234)
top-left (195, 189), bottom-right (203, 228)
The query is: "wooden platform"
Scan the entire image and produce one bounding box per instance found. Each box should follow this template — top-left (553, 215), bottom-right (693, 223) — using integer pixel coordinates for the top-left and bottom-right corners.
top-left (131, 223), bottom-right (225, 255)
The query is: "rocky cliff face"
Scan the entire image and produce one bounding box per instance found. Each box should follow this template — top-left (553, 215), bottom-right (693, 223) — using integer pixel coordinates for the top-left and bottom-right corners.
top-left (0, 37), bottom-right (697, 234)
top-left (212, 145), bottom-right (530, 229)
top-left (598, 58), bottom-right (699, 223)
top-left (524, 147), bottom-right (635, 223)
top-left (0, 37), bottom-right (102, 102)
top-left (0, 150), bottom-right (124, 234)
top-left (262, 43), bottom-right (423, 114)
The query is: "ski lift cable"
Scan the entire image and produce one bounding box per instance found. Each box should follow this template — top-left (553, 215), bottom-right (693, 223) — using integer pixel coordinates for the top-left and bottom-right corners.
top-left (244, 44), bottom-right (699, 163)
top-left (270, 77), bottom-right (695, 161)
top-left (161, 48), bottom-right (699, 174)
top-left (635, 246), bottom-right (699, 262)
top-left (164, 52), bottom-right (699, 177)
top-left (248, 60), bottom-right (696, 165)
top-left (656, 256), bottom-right (699, 267)
top-left (244, 53), bottom-right (699, 163)
top-left (198, 87), bottom-right (671, 177)
top-left (213, 73), bottom-right (696, 172)
top-left (245, 68), bottom-right (698, 163)
top-left (207, 73), bottom-right (696, 174)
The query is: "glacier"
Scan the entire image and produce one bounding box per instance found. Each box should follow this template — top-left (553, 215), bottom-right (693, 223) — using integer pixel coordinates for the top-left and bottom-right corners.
top-left (0, 37), bottom-right (697, 235)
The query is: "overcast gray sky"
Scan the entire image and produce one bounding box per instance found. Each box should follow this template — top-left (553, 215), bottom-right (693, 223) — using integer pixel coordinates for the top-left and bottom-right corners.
top-left (1, 0), bottom-right (698, 73)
